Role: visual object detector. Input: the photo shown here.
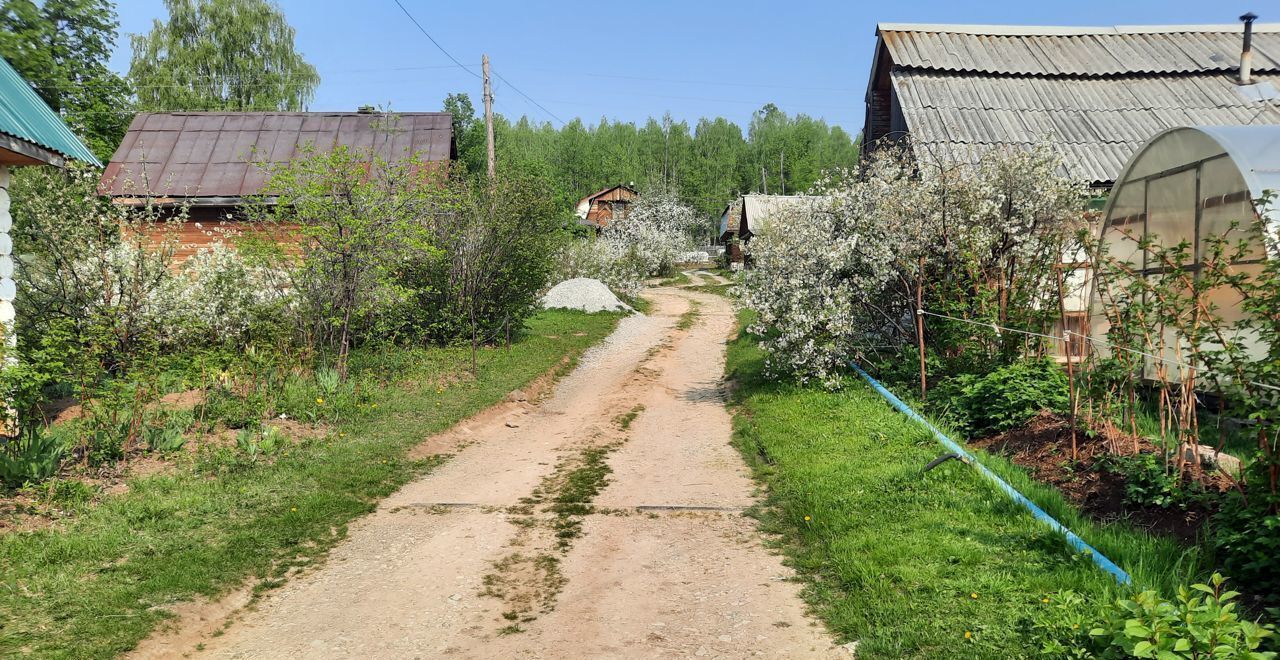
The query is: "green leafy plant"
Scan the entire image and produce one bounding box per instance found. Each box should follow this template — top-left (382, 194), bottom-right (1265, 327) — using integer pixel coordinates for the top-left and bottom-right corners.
top-left (235, 426), bottom-right (285, 460)
top-left (1089, 574), bottom-right (1275, 659)
top-left (934, 358), bottom-right (1070, 436)
top-left (0, 427), bottom-right (66, 486)
top-left (1213, 461), bottom-right (1280, 606)
top-left (143, 424), bottom-right (187, 454)
top-left (1104, 452), bottom-right (1204, 510)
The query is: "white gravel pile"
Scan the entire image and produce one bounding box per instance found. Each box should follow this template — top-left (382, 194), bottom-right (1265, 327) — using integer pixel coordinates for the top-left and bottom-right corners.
top-left (541, 278), bottom-right (633, 313)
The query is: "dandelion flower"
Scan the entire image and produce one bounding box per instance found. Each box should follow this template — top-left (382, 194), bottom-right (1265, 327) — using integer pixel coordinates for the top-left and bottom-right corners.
top-left (964, 631), bottom-right (972, 640)
top-left (316, 397), bottom-right (325, 405)
top-left (970, 593), bottom-right (978, 600)
top-left (1042, 597), bottom-right (1050, 604)
top-left (371, 403), bottom-right (377, 408)
top-left (290, 507), bottom-right (297, 512)
top-left (803, 515), bottom-right (811, 522)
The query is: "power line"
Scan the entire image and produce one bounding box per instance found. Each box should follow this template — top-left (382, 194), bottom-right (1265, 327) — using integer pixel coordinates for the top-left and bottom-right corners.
top-left (389, 0), bottom-right (481, 79)
top-left (492, 70), bottom-right (565, 126)
top-left (388, 0), bottom-right (562, 127)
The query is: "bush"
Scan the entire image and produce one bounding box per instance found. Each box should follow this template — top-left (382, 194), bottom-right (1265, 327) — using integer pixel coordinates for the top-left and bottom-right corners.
top-left (0, 427), bottom-right (65, 486)
top-left (1102, 453), bottom-right (1205, 510)
top-left (1029, 577), bottom-right (1277, 658)
top-left (740, 144), bottom-right (1083, 385)
top-left (1213, 462), bottom-right (1280, 607)
top-left (555, 189), bottom-right (698, 298)
top-left (934, 358), bottom-right (1069, 436)
top-left (1090, 575), bottom-right (1275, 658)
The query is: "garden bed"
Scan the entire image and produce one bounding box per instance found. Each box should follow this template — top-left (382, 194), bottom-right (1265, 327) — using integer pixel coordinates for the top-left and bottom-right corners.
top-left (970, 411), bottom-right (1232, 543)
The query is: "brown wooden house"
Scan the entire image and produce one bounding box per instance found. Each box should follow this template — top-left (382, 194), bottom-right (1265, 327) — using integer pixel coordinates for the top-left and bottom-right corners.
top-left (575, 184), bottom-right (638, 228)
top-left (99, 110), bottom-right (456, 261)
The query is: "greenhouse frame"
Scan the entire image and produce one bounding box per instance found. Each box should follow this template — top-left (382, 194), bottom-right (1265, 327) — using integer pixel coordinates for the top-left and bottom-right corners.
top-left (1090, 125), bottom-right (1280, 378)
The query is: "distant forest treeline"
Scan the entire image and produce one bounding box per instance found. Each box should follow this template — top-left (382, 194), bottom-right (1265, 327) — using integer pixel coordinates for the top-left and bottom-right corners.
top-left (445, 94), bottom-right (861, 231)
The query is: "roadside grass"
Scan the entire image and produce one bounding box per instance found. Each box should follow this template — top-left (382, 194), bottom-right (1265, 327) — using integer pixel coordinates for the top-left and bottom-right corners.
top-left (0, 310), bottom-right (622, 659)
top-left (727, 309), bottom-right (1202, 658)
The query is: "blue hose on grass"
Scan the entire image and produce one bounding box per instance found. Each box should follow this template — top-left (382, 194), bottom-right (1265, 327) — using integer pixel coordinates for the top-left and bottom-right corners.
top-left (850, 362), bottom-right (1131, 585)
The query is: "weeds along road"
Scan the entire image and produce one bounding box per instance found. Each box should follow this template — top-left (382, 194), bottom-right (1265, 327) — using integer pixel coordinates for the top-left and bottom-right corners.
top-left (134, 276), bottom-right (841, 659)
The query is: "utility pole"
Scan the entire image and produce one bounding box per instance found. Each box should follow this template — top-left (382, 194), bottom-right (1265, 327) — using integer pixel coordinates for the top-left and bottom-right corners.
top-left (482, 54), bottom-right (495, 180)
top-left (779, 151), bottom-right (785, 195)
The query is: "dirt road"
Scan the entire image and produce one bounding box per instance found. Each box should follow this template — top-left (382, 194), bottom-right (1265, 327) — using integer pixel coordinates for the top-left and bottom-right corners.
top-left (137, 282), bottom-right (841, 659)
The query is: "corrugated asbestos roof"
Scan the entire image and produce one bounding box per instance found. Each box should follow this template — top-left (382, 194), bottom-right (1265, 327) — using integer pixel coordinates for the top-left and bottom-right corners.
top-left (875, 23), bottom-right (1280, 185)
top-left (0, 56), bottom-right (101, 166)
top-left (741, 195), bottom-right (829, 236)
top-left (893, 70), bottom-right (1280, 183)
top-left (878, 23), bottom-right (1280, 76)
top-left (101, 111), bottom-right (454, 199)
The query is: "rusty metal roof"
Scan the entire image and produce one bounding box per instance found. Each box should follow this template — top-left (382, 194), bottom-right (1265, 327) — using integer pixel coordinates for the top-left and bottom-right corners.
top-left (872, 23), bottom-right (1280, 185)
top-left (878, 23), bottom-right (1280, 76)
top-left (101, 111), bottom-right (454, 200)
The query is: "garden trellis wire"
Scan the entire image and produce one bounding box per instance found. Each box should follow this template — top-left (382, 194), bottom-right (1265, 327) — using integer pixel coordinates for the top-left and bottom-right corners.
top-left (917, 308), bottom-right (1280, 394)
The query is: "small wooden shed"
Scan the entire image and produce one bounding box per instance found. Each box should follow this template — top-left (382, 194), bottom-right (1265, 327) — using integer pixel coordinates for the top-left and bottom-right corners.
top-left (575, 184), bottom-right (638, 228)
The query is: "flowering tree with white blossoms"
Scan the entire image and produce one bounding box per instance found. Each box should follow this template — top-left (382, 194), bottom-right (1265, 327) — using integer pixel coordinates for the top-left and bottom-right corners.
top-left (556, 189), bottom-right (698, 298)
top-left (742, 141), bottom-right (1085, 386)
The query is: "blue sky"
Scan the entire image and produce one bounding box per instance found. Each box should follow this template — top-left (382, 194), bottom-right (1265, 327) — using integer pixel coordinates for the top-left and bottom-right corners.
top-left (110, 0), bottom-right (1249, 133)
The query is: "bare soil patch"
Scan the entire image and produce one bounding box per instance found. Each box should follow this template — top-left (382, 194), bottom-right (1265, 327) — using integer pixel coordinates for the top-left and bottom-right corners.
top-left (971, 411), bottom-right (1232, 542)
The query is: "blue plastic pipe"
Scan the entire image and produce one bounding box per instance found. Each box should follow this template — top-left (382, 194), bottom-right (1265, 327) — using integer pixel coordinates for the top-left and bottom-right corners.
top-left (850, 363), bottom-right (1132, 585)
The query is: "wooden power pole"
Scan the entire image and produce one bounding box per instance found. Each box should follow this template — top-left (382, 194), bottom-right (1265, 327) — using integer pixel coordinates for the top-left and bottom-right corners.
top-left (482, 54), bottom-right (495, 180)
top-left (779, 151), bottom-right (785, 195)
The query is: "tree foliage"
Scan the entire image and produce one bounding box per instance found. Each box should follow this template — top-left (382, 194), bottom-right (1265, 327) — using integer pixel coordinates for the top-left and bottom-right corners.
top-left (742, 143), bottom-right (1085, 384)
top-left (444, 94), bottom-right (860, 236)
top-left (129, 0), bottom-right (319, 112)
top-left (0, 0), bottom-right (133, 160)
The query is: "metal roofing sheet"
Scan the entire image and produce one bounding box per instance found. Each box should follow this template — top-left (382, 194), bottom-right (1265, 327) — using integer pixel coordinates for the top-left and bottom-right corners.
top-left (101, 111), bottom-right (455, 198)
top-left (879, 24), bottom-right (1280, 76)
top-left (890, 69), bottom-right (1280, 184)
top-left (0, 56), bottom-right (100, 165)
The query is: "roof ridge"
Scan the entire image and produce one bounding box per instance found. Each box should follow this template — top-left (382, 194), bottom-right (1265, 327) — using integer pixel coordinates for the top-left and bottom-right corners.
top-left (877, 22), bottom-right (1280, 36)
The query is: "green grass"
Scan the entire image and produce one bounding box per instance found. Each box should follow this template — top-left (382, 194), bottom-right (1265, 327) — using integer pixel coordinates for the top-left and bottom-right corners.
top-left (676, 299), bottom-right (702, 330)
top-left (0, 310), bottom-right (622, 659)
top-left (726, 310), bottom-right (1203, 658)
top-left (658, 271), bottom-right (692, 287)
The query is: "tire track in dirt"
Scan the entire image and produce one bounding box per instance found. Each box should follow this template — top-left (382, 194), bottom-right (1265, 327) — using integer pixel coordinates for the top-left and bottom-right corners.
top-left (135, 285), bottom-right (841, 659)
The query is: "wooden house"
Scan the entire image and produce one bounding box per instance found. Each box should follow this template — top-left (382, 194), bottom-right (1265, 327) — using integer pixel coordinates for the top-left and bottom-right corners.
top-left (575, 184), bottom-right (638, 228)
top-left (0, 54), bottom-right (99, 406)
top-left (98, 110), bottom-right (456, 261)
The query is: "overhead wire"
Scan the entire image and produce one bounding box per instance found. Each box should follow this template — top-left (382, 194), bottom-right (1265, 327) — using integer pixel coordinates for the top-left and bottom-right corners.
top-left (389, 0), bottom-right (481, 79)
top-left (918, 307), bottom-right (1280, 393)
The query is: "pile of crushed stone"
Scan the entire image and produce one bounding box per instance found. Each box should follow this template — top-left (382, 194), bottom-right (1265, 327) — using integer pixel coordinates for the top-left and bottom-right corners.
top-left (541, 278), bottom-right (634, 313)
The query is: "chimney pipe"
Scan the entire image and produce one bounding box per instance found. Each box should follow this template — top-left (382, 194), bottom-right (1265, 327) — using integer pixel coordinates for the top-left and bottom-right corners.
top-left (1240, 12), bottom-right (1258, 85)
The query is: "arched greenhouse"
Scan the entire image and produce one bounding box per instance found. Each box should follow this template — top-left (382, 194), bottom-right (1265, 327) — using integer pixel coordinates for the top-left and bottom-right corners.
top-left (1090, 126), bottom-right (1280, 379)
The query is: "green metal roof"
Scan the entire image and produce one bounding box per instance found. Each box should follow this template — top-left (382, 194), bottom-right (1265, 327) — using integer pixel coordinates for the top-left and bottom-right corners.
top-left (0, 55), bottom-right (101, 166)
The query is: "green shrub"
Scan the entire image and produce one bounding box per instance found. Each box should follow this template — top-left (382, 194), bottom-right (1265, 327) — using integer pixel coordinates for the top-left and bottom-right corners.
top-left (1090, 574), bottom-right (1274, 658)
top-left (1103, 452), bottom-right (1205, 510)
top-left (1030, 577), bottom-right (1277, 658)
top-left (0, 427), bottom-right (65, 486)
top-left (934, 357), bottom-right (1069, 436)
top-left (1213, 462), bottom-right (1280, 607)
